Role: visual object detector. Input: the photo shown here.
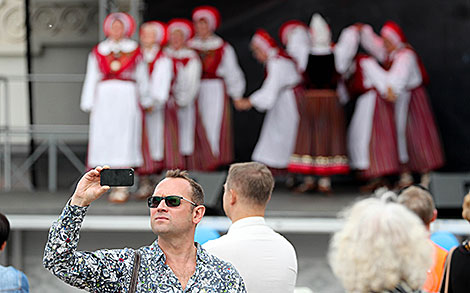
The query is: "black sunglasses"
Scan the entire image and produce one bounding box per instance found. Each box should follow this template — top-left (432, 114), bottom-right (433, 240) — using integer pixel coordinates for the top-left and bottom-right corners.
top-left (147, 195), bottom-right (198, 208)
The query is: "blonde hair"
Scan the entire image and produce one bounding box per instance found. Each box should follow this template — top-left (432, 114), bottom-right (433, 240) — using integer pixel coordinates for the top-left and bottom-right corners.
top-left (226, 162), bottom-right (274, 206)
top-left (328, 198), bottom-right (433, 293)
top-left (462, 192), bottom-right (470, 221)
top-left (398, 186), bottom-right (435, 225)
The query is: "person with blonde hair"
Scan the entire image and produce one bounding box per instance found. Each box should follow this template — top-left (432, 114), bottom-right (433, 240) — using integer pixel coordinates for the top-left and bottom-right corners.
top-left (329, 197), bottom-right (433, 293)
top-left (398, 185), bottom-right (449, 293)
top-left (440, 192), bottom-right (470, 293)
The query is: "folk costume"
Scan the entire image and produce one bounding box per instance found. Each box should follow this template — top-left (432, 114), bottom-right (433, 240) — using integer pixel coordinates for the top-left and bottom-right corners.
top-left (360, 21), bottom-right (444, 186)
top-left (188, 6), bottom-right (246, 167)
top-left (249, 29), bottom-right (302, 170)
top-left (286, 15), bottom-right (349, 192)
top-left (337, 25), bottom-right (401, 182)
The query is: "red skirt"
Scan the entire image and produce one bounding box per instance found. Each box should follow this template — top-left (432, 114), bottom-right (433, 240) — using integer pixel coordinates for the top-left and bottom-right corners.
top-left (360, 95), bottom-right (400, 179)
top-left (163, 99), bottom-right (185, 170)
top-left (216, 91), bottom-right (234, 167)
top-left (288, 88), bottom-right (349, 176)
top-left (405, 86), bottom-right (445, 172)
top-left (186, 104), bottom-right (218, 171)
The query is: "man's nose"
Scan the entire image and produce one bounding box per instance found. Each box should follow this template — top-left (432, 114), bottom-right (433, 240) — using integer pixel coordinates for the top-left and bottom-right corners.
top-left (155, 198), bottom-right (168, 211)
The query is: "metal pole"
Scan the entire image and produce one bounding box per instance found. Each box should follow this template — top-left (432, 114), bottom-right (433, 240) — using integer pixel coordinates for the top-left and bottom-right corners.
top-left (11, 230), bottom-right (22, 270)
top-left (99, 0), bottom-right (107, 41)
top-left (0, 77), bottom-right (12, 191)
top-left (48, 135), bottom-right (57, 192)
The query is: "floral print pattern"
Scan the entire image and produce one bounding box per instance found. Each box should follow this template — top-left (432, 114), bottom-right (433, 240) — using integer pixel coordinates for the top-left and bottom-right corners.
top-left (43, 202), bottom-right (246, 292)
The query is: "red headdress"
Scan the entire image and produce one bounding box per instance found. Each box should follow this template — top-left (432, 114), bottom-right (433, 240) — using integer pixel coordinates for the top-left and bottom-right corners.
top-left (380, 21), bottom-right (407, 47)
top-left (192, 5), bottom-right (221, 31)
top-left (279, 20), bottom-right (307, 46)
top-left (140, 21), bottom-right (167, 45)
top-left (103, 12), bottom-right (136, 38)
top-left (167, 19), bottom-right (194, 42)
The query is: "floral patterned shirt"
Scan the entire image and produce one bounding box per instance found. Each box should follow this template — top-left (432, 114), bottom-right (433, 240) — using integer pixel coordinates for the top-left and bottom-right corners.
top-left (43, 202), bottom-right (246, 292)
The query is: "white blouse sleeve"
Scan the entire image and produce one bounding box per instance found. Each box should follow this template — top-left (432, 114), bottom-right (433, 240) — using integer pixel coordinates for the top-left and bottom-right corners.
top-left (216, 43), bottom-right (246, 100)
top-left (286, 27), bottom-right (311, 72)
top-left (360, 57), bottom-right (388, 96)
top-left (149, 57), bottom-right (173, 109)
top-left (174, 57), bottom-right (202, 107)
top-left (360, 24), bottom-right (387, 63)
top-left (80, 53), bottom-right (101, 112)
top-left (387, 50), bottom-right (421, 97)
top-left (135, 59), bottom-right (151, 107)
top-left (334, 26), bottom-right (360, 75)
top-left (250, 58), bottom-right (300, 111)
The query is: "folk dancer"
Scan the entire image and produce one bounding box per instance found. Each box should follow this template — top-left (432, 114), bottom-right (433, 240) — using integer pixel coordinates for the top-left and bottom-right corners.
top-left (80, 13), bottom-right (149, 203)
top-left (188, 6), bottom-right (246, 168)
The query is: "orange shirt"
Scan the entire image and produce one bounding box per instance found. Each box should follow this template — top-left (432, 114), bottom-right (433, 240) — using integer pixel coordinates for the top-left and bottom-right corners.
top-left (423, 241), bottom-right (448, 293)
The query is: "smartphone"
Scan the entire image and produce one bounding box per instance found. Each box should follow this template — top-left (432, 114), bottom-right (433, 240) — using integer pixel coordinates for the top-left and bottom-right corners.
top-left (100, 168), bottom-right (134, 186)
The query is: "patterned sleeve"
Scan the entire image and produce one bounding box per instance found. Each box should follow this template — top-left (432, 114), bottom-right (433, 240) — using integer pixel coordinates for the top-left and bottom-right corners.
top-left (43, 202), bottom-right (135, 292)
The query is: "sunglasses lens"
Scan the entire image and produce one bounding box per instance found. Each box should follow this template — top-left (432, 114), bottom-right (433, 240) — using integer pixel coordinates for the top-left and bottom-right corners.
top-left (166, 196), bottom-right (181, 207)
top-left (148, 197), bottom-right (163, 208)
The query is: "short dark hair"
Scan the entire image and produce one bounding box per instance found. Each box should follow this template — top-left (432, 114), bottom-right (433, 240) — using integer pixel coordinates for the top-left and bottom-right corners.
top-left (0, 213), bottom-right (10, 247)
top-left (226, 162), bottom-right (274, 205)
top-left (165, 169), bottom-right (204, 205)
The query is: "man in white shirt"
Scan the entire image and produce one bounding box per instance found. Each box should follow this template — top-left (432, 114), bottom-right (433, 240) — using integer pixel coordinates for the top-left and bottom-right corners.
top-left (203, 162), bottom-right (298, 292)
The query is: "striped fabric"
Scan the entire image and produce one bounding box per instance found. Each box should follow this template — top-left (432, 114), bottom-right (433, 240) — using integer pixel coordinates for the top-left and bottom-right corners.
top-left (217, 91), bottom-right (234, 167)
top-left (186, 104), bottom-right (219, 171)
top-left (360, 95), bottom-right (400, 179)
top-left (405, 86), bottom-right (445, 172)
top-left (288, 88), bottom-right (349, 175)
top-left (163, 98), bottom-right (185, 170)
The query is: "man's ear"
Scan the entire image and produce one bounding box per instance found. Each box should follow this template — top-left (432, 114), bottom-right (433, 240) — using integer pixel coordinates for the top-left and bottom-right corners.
top-left (0, 241), bottom-right (6, 251)
top-left (193, 205), bottom-right (206, 225)
top-left (431, 209), bottom-right (438, 223)
top-left (229, 188), bottom-right (238, 205)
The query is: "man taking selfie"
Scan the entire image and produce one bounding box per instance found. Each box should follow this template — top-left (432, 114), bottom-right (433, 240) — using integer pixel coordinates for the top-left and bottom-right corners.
top-left (43, 166), bottom-right (246, 292)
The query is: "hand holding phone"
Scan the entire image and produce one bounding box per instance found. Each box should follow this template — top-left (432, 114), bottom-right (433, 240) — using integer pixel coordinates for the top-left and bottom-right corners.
top-left (100, 168), bottom-right (135, 186)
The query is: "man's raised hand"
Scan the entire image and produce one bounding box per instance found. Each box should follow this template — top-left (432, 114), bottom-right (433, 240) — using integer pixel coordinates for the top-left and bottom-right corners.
top-left (70, 166), bottom-right (111, 207)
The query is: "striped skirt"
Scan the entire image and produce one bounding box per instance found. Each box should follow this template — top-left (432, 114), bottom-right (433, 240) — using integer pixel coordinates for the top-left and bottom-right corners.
top-left (360, 95), bottom-right (400, 179)
top-left (288, 88), bottom-right (349, 176)
top-left (405, 86), bottom-right (445, 172)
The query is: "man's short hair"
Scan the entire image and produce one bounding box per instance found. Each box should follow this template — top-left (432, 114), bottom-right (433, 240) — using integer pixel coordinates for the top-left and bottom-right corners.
top-left (165, 169), bottom-right (204, 205)
top-left (0, 213), bottom-right (10, 247)
top-left (397, 185), bottom-right (435, 225)
top-left (226, 162), bottom-right (274, 205)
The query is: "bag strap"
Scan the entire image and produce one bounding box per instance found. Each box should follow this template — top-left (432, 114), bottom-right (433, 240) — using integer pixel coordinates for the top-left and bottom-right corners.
top-left (129, 250), bottom-right (141, 293)
top-left (441, 246), bottom-right (457, 293)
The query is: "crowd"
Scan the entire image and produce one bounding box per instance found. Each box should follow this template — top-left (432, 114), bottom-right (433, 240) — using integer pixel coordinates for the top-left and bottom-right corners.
top-left (0, 162), bottom-right (468, 292)
top-left (79, 6), bottom-right (445, 202)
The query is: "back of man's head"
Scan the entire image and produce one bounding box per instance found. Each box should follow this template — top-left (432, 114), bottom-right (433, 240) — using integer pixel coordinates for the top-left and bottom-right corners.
top-left (226, 162), bottom-right (274, 206)
top-left (398, 185), bottom-right (435, 225)
top-left (0, 212), bottom-right (10, 248)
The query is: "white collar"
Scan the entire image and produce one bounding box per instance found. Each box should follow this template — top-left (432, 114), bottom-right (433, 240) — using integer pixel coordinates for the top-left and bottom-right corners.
top-left (188, 34), bottom-right (224, 51)
top-left (228, 216), bottom-right (266, 233)
top-left (142, 45), bottom-right (161, 62)
top-left (97, 38), bottom-right (138, 55)
top-left (163, 46), bottom-right (197, 59)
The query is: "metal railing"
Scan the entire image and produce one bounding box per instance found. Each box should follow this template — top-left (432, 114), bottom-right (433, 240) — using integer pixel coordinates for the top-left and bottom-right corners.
top-left (0, 74), bottom-right (87, 192)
